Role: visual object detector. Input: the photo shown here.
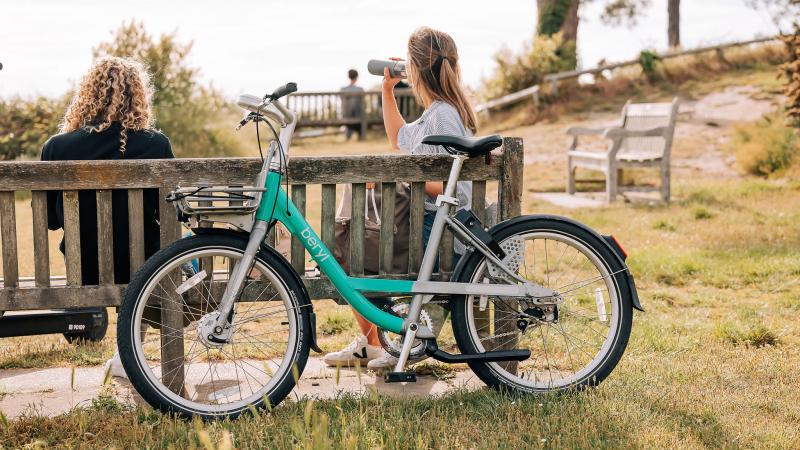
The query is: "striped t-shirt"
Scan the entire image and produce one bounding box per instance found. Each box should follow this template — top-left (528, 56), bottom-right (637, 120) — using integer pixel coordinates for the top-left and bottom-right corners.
top-left (397, 100), bottom-right (473, 254)
top-left (397, 100), bottom-right (473, 213)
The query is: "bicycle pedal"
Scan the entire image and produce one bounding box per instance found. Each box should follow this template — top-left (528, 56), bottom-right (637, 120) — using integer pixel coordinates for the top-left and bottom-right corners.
top-left (385, 371), bottom-right (417, 383)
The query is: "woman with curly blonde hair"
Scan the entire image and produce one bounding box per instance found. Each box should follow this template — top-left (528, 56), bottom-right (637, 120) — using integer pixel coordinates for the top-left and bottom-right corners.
top-left (42, 57), bottom-right (173, 376)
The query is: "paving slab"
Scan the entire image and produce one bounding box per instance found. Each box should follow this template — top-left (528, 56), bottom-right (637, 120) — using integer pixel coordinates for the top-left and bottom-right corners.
top-left (0, 357), bottom-right (484, 419)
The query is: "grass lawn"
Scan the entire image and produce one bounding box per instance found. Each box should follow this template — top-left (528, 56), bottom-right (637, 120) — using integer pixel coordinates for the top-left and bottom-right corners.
top-left (1, 65), bottom-right (799, 448)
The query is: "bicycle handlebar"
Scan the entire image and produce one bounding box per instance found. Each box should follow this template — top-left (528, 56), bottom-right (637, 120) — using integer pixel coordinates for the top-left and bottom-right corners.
top-left (268, 82), bottom-right (297, 100)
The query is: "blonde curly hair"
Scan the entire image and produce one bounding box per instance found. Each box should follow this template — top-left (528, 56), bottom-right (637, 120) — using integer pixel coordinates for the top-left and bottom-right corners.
top-left (61, 56), bottom-right (155, 154)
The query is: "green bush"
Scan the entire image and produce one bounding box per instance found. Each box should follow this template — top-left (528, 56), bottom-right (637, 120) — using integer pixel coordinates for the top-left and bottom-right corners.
top-left (732, 113), bottom-right (799, 176)
top-left (0, 96), bottom-right (68, 160)
top-left (480, 32), bottom-right (576, 100)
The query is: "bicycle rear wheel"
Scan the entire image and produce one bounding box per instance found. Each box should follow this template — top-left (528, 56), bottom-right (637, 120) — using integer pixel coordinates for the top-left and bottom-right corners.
top-left (117, 234), bottom-right (310, 419)
top-left (450, 216), bottom-right (633, 393)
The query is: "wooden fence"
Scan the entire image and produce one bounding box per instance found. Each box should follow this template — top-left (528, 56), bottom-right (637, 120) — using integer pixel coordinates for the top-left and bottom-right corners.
top-left (286, 88), bottom-right (423, 139)
top-left (476, 35), bottom-right (779, 112)
top-left (0, 138), bottom-right (523, 311)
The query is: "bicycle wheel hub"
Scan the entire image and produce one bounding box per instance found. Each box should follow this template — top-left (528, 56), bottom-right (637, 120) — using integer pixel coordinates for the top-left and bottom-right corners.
top-left (197, 311), bottom-right (233, 348)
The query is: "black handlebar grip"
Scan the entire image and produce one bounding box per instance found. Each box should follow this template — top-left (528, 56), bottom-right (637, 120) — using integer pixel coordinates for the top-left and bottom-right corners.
top-left (270, 82), bottom-right (297, 100)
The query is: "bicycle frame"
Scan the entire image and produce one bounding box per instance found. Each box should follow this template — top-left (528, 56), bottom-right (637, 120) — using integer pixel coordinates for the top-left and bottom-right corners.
top-left (209, 97), bottom-right (554, 353)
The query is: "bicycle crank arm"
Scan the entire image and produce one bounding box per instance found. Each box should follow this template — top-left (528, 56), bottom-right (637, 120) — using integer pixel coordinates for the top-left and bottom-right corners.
top-left (424, 341), bottom-right (531, 363)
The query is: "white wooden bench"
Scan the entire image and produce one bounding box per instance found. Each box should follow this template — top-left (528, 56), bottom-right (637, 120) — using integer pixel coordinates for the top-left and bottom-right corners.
top-left (566, 98), bottom-right (679, 202)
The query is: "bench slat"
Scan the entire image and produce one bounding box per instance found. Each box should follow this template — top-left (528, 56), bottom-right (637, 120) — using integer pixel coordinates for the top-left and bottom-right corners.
top-left (0, 192), bottom-right (19, 288)
top-left (31, 191), bottom-right (50, 287)
top-left (197, 200), bottom-right (214, 275)
top-left (0, 154), bottom-right (503, 189)
top-left (62, 191), bottom-right (82, 286)
top-left (290, 185), bottom-right (306, 274)
top-left (439, 177), bottom-right (454, 280)
top-left (128, 189), bottom-right (145, 277)
top-left (96, 190), bottom-right (114, 285)
top-left (349, 183), bottom-right (366, 276)
top-left (379, 182), bottom-right (396, 275)
top-left (408, 182), bottom-right (425, 275)
top-left (160, 269), bottom-right (186, 395)
top-left (471, 180), bottom-right (487, 223)
top-left (159, 187), bottom-right (181, 248)
top-left (321, 184), bottom-right (336, 250)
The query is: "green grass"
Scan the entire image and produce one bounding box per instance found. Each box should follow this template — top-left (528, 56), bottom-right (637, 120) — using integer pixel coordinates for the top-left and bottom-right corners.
top-left (3, 64), bottom-right (800, 448)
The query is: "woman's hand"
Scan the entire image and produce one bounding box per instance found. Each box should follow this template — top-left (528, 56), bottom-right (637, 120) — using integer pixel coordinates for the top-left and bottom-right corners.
top-left (381, 57), bottom-right (404, 92)
top-left (381, 58), bottom-right (406, 150)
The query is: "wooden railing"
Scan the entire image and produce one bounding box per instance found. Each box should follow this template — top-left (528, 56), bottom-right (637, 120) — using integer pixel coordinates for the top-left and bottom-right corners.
top-left (285, 88), bottom-right (424, 139)
top-left (476, 35), bottom-right (780, 112)
top-left (0, 138), bottom-right (523, 311)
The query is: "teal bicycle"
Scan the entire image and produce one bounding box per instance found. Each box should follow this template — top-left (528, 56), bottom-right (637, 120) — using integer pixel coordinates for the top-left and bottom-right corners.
top-left (117, 83), bottom-right (643, 419)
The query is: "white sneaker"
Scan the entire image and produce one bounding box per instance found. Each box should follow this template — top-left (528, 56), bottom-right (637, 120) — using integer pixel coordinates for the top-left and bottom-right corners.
top-left (323, 335), bottom-right (383, 367)
top-left (367, 349), bottom-right (428, 370)
top-left (103, 351), bottom-right (128, 379)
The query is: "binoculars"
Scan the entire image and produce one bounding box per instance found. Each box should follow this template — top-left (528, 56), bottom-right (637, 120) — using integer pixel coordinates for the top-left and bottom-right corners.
top-left (367, 59), bottom-right (407, 79)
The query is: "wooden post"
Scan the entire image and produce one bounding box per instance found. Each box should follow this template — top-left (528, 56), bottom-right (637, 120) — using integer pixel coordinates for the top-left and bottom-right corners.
top-left (496, 138), bottom-right (524, 374)
top-left (0, 192), bottom-right (18, 288)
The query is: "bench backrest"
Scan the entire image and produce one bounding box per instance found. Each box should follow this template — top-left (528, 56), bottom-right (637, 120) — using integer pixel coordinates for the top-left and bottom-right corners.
top-left (0, 138), bottom-right (523, 311)
top-left (620, 98), bottom-right (679, 158)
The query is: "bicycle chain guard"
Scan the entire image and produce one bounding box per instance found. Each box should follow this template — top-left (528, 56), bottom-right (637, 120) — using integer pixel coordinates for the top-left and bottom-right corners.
top-left (487, 236), bottom-right (525, 281)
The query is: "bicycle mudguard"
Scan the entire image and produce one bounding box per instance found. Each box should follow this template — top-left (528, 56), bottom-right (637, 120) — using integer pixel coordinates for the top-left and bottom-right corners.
top-left (190, 227), bottom-right (324, 353)
top-left (450, 214), bottom-right (644, 312)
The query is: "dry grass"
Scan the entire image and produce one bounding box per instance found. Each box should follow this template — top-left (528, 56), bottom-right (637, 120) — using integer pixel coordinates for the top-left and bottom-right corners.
top-left (2, 65), bottom-right (800, 448)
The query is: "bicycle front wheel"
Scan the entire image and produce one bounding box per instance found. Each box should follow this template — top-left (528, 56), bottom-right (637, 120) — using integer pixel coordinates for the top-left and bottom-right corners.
top-left (450, 216), bottom-right (633, 393)
top-left (117, 234), bottom-right (311, 419)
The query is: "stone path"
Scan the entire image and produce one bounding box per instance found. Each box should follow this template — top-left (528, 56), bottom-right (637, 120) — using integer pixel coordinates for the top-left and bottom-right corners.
top-left (0, 357), bottom-right (484, 418)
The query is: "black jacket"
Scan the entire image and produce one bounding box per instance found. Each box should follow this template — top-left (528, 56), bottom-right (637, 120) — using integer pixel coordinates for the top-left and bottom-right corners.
top-left (41, 123), bottom-right (174, 285)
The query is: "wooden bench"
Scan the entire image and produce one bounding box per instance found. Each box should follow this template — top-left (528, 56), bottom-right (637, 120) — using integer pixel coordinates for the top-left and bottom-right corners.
top-left (0, 138), bottom-right (523, 313)
top-left (566, 98), bottom-right (679, 202)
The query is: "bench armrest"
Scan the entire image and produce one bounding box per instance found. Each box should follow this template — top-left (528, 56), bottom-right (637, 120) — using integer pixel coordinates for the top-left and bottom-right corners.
top-left (565, 126), bottom-right (607, 137)
top-left (603, 126), bottom-right (670, 139)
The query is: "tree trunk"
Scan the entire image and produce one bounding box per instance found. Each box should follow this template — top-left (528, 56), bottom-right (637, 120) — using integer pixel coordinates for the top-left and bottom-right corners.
top-left (667, 0), bottom-right (681, 48)
top-left (537, 0), bottom-right (580, 69)
top-left (537, 0), bottom-right (580, 42)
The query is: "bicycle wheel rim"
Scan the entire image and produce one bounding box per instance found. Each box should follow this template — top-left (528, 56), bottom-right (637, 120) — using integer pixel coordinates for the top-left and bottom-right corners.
top-left (465, 230), bottom-right (622, 390)
top-left (129, 246), bottom-right (300, 415)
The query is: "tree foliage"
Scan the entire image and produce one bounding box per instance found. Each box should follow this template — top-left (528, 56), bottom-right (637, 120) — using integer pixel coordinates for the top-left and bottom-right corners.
top-left (93, 21), bottom-right (239, 157)
top-left (0, 96), bottom-right (67, 160)
top-left (481, 33), bottom-right (577, 100)
top-left (780, 25), bottom-right (800, 127)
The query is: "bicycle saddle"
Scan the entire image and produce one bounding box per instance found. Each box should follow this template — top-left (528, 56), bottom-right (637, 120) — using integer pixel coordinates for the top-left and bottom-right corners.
top-left (421, 134), bottom-right (503, 158)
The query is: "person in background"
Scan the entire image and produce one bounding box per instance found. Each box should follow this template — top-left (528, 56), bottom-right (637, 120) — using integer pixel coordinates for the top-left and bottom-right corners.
top-left (323, 27), bottom-right (476, 370)
top-left (41, 56), bottom-right (174, 378)
top-left (340, 68), bottom-right (365, 140)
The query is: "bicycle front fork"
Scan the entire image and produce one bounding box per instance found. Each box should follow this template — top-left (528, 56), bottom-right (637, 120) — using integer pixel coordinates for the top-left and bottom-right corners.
top-left (210, 220), bottom-right (270, 332)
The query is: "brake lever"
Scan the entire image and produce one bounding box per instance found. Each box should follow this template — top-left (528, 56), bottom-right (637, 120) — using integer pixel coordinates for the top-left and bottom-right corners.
top-left (235, 111), bottom-right (269, 130)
